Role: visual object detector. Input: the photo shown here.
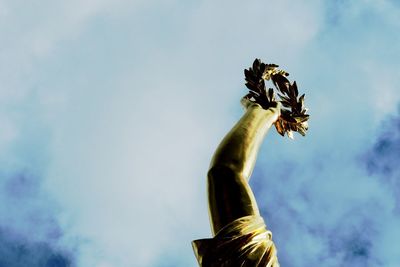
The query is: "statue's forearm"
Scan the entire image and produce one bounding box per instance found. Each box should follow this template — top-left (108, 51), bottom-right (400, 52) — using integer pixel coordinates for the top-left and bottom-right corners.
top-left (209, 104), bottom-right (279, 181)
top-left (206, 103), bottom-right (279, 233)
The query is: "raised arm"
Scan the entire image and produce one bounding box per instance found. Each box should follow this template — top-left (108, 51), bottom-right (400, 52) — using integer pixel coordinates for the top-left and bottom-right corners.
top-left (193, 60), bottom-right (308, 266)
top-left (207, 102), bottom-right (280, 235)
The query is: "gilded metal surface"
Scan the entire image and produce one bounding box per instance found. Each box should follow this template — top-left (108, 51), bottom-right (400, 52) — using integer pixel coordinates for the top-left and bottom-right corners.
top-left (192, 215), bottom-right (279, 267)
top-left (192, 59), bottom-right (309, 266)
top-left (207, 103), bottom-right (280, 235)
top-left (192, 103), bottom-right (280, 266)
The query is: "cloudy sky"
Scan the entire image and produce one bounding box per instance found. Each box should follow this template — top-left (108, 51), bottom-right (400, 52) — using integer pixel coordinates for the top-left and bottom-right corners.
top-left (0, 1), bottom-right (399, 266)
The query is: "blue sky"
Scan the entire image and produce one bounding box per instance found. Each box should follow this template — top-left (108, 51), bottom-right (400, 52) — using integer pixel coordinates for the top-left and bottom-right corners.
top-left (0, 1), bottom-right (399, 266)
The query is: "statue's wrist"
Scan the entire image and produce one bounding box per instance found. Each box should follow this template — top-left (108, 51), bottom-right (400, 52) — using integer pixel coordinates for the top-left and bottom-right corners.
top-left (246, 103), bottom-right (280, 125)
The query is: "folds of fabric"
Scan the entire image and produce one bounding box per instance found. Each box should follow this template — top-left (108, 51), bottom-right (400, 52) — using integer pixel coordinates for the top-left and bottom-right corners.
top-left (192, 215), bottom-right (279, 267)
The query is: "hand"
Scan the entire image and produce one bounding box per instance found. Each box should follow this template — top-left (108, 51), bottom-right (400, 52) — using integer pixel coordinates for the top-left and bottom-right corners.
top-left (268, 101), bottom-right (281, 123)
top-left (241, 96), bottom-right (281, 120)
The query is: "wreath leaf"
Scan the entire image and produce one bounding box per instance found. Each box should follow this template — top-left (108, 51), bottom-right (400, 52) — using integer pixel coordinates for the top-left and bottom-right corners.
top-left (243, 59), bottom-right (310, 138)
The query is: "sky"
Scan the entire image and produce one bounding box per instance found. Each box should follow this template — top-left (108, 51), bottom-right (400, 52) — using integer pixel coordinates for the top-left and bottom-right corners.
top-left (0, 0), bottom-right (399, 266)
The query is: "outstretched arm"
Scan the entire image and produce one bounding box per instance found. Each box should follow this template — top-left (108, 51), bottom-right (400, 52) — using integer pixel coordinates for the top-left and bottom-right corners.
top-left (207, 102), bottom-right (280, 235)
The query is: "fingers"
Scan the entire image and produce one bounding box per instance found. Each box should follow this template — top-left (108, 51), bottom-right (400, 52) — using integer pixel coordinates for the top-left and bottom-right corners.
top-left (268, 102), bottom-right (281, 117)
top-left (240, 97), bottom-right (252, 109)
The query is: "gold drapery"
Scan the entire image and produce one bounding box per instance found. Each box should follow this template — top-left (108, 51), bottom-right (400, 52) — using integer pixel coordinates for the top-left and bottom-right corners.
top-left (192, 215), bottom-right (279, 267)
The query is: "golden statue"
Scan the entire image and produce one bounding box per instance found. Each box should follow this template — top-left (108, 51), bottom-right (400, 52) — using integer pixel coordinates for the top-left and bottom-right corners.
top-left (192, 59), bottom-right (309, 267)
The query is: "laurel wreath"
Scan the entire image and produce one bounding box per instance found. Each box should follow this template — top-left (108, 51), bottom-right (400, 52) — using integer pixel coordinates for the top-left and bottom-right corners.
top-left (243, 59), bottom-right (309, 138)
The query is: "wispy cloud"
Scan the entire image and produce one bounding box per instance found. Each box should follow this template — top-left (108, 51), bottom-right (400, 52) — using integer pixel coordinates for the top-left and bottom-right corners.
top-left (251, 2), bottom-right (400, 267)
top-left (1, 0), bottom-right (400, 266)
top-left (364, 108), bottom-right (400, 210)
top-left (0, 227), bottom-right (73, 267)
top-left (0, 85), bottom-right (77, 265)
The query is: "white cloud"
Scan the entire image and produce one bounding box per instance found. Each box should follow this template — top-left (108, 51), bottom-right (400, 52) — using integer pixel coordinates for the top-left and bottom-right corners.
top-left (36, 1), bottom-right (324, 266)
top-left (1, 0), bottom-right (400, 266)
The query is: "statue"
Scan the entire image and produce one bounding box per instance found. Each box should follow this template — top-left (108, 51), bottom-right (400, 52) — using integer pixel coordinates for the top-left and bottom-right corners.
top-left (192, 59), bottom-right (309, 266)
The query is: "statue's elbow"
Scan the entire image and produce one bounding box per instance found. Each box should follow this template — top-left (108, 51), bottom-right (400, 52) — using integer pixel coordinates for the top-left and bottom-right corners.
top-left (207, 164), bottom-right (245, 185)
